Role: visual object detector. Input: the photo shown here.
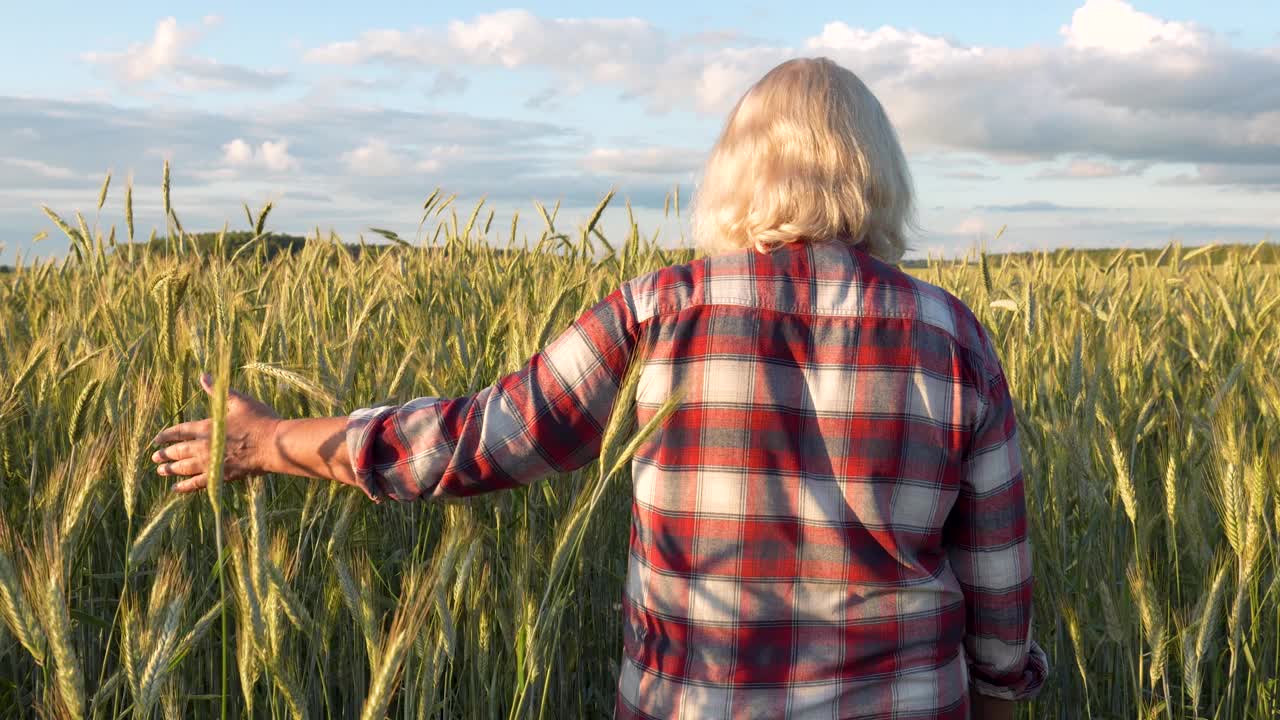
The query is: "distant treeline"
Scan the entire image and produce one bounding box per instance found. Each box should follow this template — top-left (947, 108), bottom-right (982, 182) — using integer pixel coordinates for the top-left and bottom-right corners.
top-left (2, 233), bottom-right (1276, 272)
top-left (0, 230), bottom-right (548, 271)
top-left (138, 231), bottom-right (365, 261)
top-left (897, 241), bottom-right (1278, 268)
top-left (2, 231), bottom-right (379, 271)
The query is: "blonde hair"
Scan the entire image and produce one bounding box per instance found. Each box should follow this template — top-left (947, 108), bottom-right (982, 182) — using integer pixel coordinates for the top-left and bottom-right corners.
top-left (690, 57), bottom-right (915, 263)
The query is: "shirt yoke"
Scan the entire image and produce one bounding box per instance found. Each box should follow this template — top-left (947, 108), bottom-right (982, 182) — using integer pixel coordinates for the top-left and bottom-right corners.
top-left (619, 241), bottom-right (1002, 382)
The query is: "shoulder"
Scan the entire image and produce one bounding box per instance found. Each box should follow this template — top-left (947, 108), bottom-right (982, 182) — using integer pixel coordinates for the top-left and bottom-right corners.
top-left (899, 270), bottom-right (1002, 380)
top-left (618, 251), bottom-right (724, 323)
top-left (850, 247), bottom-right (1000, 379)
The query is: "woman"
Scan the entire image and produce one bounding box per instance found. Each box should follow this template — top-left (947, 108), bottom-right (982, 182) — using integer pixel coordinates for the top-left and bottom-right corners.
top-left (152, 57), bottom-right (1048, 719)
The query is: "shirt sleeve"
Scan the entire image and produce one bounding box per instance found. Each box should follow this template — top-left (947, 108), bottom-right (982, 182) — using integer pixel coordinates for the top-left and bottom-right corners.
top-left (344, 286), bottom-right (641, 502)
top-left (945, 350), bottom-right (1049, 701)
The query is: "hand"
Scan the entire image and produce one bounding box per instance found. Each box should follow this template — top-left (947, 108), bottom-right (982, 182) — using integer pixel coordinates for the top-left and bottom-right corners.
top-left (150, 372), bottom-right (282, 493)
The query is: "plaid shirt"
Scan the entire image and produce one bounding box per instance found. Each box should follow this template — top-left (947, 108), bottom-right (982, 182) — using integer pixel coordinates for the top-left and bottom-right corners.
top-left (347, 239), bottom-right (1049, 719)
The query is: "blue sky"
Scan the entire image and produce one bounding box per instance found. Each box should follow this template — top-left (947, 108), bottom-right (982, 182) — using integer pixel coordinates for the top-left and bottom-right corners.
top-left (2, 0), bottom-right (1278, 263)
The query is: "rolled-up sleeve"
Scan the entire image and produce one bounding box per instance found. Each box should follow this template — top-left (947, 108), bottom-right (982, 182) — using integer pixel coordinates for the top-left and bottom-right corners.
top-left (346, 286), bottom-right (640, 502)
top-left (946, 356), bottom-right (1049, 701)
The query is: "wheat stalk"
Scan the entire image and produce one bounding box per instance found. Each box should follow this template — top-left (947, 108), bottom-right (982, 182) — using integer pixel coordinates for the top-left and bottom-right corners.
top-left (0, 515), bottom-right (45, 664)
top-left (359, 570), bottom-right (434, 720)
top-left (1108, 431), bottom-right (1138, 528)
top-left (135, 555), bottom-right (191, 717)
top-left (37, 528), bottom-right (85, 719)
top-left (128, 494), bottom-right (189, 569)
top-left (1183, 556), bottom-right (1231, 710)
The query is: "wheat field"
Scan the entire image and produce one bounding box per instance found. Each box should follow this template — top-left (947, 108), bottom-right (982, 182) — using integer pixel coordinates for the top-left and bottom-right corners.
top-left (1, 172), bottom-right (1278, 719)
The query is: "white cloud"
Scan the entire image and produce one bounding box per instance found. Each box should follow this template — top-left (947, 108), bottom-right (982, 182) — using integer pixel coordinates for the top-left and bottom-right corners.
top-left (176, 59), bottom-right (289, 92)
top-left (305, 2), bottom-right (1280, 183)
top-left (1162, 163), bottom-right (1280, 189)
top-left (340, 140), bottom-right (470, 176)
top-left (340, 139), bottom-right (404, 176)
top-left (305, 10), bottom-right (714, 112)
top-left (798, 10), bottom-right (1280, 173)
top-left (692, 53), bottom-right (783, 113)
top-left (943, 170), bottom-right (999, 182)
top-left (1061, 0), bottom-right (1201, 53)
top-left (2, 157), bottom-right (82, 180)
top-left (221, 138), bottom-right (298, 172)
top-left (419, 143), bottom-right (465, 171)
top-left (258, 141), bottom-right (296, 172)
top-left (952, 216), bottom-right (987, 236)
top-left (83, 16), bottom-right (289, 91)
top-left (805, 23), bottom-right (979, 68)
top-left (1244, 111), bottom-right (1280, 145)
top-left (222, 138), bottom-right (253, 165)
top-left (414, 144), bottom-right (466, 173)
top-left (430, 144), bottom-right (466, 158)
top-left (1033, 158), bottom-right (1149, 180)
top-left (581, 147), bottom-right (700, 176)
top-left (85, 16), bottom-right (191, 83)
top-left (444, 11), bottom-right (663, 70)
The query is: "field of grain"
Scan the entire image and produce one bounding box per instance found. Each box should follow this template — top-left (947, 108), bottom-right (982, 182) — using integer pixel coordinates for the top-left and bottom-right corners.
top-left (1, 175), bottom-right (1278, 719)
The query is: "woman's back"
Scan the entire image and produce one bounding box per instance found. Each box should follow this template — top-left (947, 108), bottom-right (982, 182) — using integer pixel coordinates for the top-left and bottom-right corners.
top-left (337, 57), bottom-right (1047, 719)
top-left (612, 238), bottom-right (1046, 718)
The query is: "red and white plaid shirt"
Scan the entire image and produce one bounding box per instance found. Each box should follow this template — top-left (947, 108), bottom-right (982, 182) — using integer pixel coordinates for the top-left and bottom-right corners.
top-left (347, 239), bottom-right (1048, 719)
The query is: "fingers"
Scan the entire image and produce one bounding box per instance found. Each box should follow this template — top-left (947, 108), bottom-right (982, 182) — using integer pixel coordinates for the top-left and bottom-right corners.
top-left (170, 473), bottom-right (208, 493)
top-left (156, 457), bottom-right (205, 477)
top-left (152, 418), bottom-right (210, 445)
top-left (151, 440), bottom-right (203, 464)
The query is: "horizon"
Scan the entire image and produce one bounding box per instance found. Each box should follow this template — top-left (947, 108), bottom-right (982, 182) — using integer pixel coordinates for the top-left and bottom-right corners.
top-left (2, 0), bottom-right (1278, 264)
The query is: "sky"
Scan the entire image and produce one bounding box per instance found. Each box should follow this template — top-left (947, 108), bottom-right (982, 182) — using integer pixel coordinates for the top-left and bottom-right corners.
top-left (1, 0), bottom-right (1278, 264)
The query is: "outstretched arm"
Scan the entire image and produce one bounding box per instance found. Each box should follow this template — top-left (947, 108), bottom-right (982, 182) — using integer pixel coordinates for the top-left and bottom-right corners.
top-left (151, 286), bottom-right (642, 500)
top-left (344, 286), bottom-right (641, 502)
